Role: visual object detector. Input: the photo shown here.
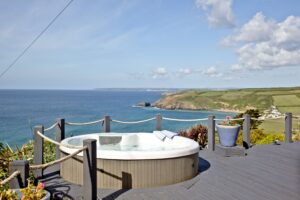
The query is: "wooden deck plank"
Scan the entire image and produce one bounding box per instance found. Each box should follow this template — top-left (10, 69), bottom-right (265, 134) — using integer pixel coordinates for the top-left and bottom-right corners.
top-left (40, 142), bottom-right (300, 200)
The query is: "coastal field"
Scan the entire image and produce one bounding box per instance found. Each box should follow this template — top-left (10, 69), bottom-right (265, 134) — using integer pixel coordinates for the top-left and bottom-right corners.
top-left (155, 87), bottom-right (300, 134)
top-left (155, 87), bottom-right (300, 114)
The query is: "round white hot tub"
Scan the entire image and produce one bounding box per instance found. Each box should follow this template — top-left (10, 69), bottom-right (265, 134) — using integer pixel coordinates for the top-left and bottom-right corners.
top-left (60, 133), bottom-right (199, 189)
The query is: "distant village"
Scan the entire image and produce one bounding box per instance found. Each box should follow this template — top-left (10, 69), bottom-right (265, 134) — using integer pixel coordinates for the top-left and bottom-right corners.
top-left (260, 105), bottom-right (284, 119)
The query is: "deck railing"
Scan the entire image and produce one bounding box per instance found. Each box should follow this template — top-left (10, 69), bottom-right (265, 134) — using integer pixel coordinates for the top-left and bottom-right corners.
top-left (1, 112), bottom-right (295, 200)
top-left (1, 126), bottom-right (97, 200)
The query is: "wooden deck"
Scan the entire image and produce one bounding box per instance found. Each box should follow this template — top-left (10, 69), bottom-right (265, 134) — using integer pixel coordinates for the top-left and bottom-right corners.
top-left (40, 142), bottom-right (300, 200)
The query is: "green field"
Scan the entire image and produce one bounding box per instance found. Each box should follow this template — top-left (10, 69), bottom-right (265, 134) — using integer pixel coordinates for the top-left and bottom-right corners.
top-left (259, 118), bottom-right (300, 135)
top-left (155, 87), bottom-right (300, 133)
top-left (155, 87), bottom-right (300, 113)
top-left (273, 95), bottom-right (300, 106)
top-left (259, 118), bottom-right (285, 134)
top-left (277, 106), bottom-right (300, 115)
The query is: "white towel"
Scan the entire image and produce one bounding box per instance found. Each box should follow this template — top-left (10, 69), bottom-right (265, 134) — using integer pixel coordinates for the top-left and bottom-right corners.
top-left (153, 131), bottom-right (166, 141)
top-left (161, 130), bottom-right (178, 139)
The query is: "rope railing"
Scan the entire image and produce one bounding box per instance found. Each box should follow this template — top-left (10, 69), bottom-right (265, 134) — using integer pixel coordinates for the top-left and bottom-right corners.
top-left (65, 118), bottom-right (104, 126)
top-left (36, 130), bottom-right (82, 149)
top-left (214, 117), bottom-right (245, 121)
top-left (30, 146), bottom-right (87, 170)
top-left (162, 117), bottom-right (208, 122)
top-left (44, 122), bottom-right (58, 132)
top-left (251, 116), bottom-right (285, 121)
top-left (51, 115), bottom-right (292, 128)
top-left (0, 171), bottom-right (20, 185)
top-left (111, 117), bottom-right (156, 124)
top-left (250, 117), bottom-right (265, 121)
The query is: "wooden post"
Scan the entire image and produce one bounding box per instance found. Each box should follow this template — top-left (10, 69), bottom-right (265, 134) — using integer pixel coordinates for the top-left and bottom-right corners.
top-left (56, 118), bottom-right (65, 160)
top-left (156, 114), bottom-right (162, 131)
top-left (103, 116), bottom-right (111, 132)
top-left (243, 114), bottom-right (251, 149)
top-left (285, 112), bottom-right (292, 143)
top-left (208, 115), bottom-right (215, 151)
top-left (9, 160), bottom-right (29, 188)
top-left (34, 125), bottom-right (44, 178)
top-left (83, 139), bottom-right (97, 200)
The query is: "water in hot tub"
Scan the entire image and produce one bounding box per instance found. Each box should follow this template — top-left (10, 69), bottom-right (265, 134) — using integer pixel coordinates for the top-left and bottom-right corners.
top-left (67, 137), bottom-right (182, 151)
top-left (98, 143), bottom-right (180, 151)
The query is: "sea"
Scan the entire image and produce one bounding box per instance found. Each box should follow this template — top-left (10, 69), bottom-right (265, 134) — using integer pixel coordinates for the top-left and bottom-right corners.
top-left (0, 89), bottom-right (235, 147)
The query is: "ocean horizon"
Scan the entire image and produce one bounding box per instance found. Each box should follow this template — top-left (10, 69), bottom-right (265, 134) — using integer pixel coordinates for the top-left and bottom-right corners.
top-left (0, 89), bottom-right (235, 147)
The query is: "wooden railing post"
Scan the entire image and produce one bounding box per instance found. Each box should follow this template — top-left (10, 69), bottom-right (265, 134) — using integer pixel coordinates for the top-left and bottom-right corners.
top-left (83, 139), bottom-right (97, 200)
top-left (9, 160), bottom-right (29, 188)
top-left (34, 125), bottom-right (44, 178)
top-left (243, 114), bottom-right (251, 149)
top-left (208, 115), bottom-right (215, 151)
top-left (285, 112), bottom-right (292, 143)
top-left (103, 116), bottom-right (111, 132)
top-left (56, 118), bottom-right (65, 160)
top-left (156, 114), bottom-right (162, 131)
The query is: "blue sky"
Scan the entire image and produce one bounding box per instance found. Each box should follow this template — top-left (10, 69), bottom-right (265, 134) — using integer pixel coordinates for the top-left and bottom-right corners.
top-left (0, 0), bottom-right (300, 89)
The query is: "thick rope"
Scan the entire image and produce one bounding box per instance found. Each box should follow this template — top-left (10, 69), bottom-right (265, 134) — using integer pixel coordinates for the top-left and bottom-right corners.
top-left (214, 118), bottom-right (245, 121)
top-left (36, 130), bottom-right (82, 149)
top-left (162, 117), bottom-right (208, 122)
top-left (65, 118), bottom-right (104, 126)
top-left (0, 171), bottom-right (20, 185)
top-left (251, 116), bottom-right (285, 121)
top-left (44, 122), bottom-right (58, 131)
top-left (30, 146), bottom-right (87, 170)
top-left (251, 118), bottom-right (265, 121)
top-left (111, 117), bottom-right (156, 124)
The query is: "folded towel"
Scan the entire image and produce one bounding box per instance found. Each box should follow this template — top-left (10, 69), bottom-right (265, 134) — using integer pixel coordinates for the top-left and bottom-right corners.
top-left (153, 131), bottom-right (166, 141)
top-left (161, 130), bottom-right (178, 139)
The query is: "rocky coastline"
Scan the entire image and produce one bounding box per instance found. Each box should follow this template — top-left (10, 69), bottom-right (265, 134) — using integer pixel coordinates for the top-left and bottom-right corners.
top-left (154, 102), bottom-right (241, 113)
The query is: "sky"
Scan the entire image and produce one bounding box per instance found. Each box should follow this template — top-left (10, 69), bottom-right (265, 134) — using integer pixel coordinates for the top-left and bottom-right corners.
top-left (0, 0), bottom-right (300, 89)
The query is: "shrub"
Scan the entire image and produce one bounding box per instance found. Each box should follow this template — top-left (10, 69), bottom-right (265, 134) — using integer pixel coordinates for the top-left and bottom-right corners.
top-left (0, 180), bottom-right (47, 200)
top-left (256, 134), bottom-right (285, 144)
top-left (292, 133), bottom-right (300, 141)
top-left (234, 109), bottom-right (262, 129)
top-left (179, 124), bottom-right (208, 149)
top-left (0, 140), bottom-right (56, 190)
top-left (0, 188), bottom-right (18, 199)
top-left (236, 129), bottom-right (267, 145)
top-left (0, 143), bottom-right (15, 189)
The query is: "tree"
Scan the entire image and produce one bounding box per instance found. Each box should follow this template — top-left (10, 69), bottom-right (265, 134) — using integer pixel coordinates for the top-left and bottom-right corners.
top-left (234, 109), bottom-right (262, 129)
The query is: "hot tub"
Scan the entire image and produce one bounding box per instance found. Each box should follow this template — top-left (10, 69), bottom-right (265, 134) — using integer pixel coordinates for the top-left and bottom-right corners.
top-left (60, 133), bottom-right (199, 189)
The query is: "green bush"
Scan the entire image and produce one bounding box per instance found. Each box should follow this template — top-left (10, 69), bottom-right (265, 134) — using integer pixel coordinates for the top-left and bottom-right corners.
top-left (0, 140), bottom-right (56, 190)
top-left (234, 109), bottom-right (262, 129)
top-left (292, 133), bottom-right (300, 141)
top-left (237, 129), bottom-right (267, 145)
top-left (256, 134), bottom-right (285, 144)
top-left (179, 124), bottom-right (208, 149)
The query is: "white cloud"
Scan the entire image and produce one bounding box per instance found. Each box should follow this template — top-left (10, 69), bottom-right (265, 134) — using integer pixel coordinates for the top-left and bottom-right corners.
top-left (195, 0), bottom-right (235, 28)
top-left (152, 67), bottom-right (168, 79)
top-left (223, 13), bottom-right (300, 70)
top-left (177, 68), bottom-right (193, 76)
top-left (202, 66), bottom-right (223, 77)
top-left (230, 64), bottom-right (242, 71)
top-left (150, 67), bottom-right (225, 79)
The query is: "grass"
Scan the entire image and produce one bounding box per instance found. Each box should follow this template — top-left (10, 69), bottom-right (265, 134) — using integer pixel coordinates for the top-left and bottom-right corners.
top-left (259, 118), bottom-right (285, 134)
top-left (155, 87), bottom-right (300, 133)
top-left (277, 106), bottom-right (300, 115)
top-left (155, 86), bottom-right (300, 113)
top-left (259, 118), bottom-right (300, 134)
top-left (273, 95), bottom-right (300, 106)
